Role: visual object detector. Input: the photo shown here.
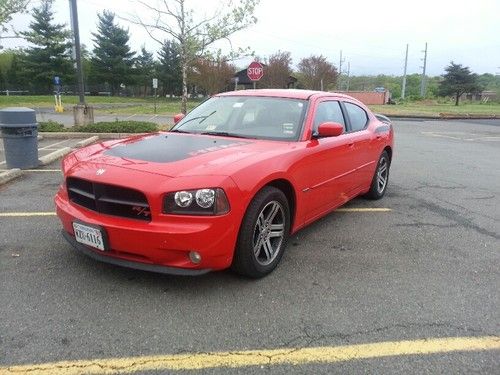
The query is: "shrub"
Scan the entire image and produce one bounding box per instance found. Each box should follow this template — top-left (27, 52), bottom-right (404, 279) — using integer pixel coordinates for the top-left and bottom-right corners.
top-left (38, 121), bottom-right (65, 132)
top-left (38, 120), bottom-right (158, 133)
top-left (74, 121), bottom-right (158, 133)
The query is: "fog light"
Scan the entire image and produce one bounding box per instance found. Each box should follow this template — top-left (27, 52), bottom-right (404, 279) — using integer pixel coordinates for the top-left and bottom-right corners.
top-left (189, 251), bottom-right (202, 264)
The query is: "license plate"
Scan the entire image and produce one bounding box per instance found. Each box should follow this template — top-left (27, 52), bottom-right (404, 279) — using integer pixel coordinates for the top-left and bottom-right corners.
top-left (73, 222), bottom-right (106, 251)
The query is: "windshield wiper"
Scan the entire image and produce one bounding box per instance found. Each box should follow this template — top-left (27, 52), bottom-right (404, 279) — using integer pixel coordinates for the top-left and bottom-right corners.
top-left (174, 110), bottom-right (217, 130)
top-left (199, 131), bottom-right (252, 139)
top-left (169, 129), bottom-right (191, 133)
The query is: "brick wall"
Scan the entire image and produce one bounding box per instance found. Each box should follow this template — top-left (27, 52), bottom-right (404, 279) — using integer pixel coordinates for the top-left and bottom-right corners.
top-left (338, 91), bottom-right (390, 105)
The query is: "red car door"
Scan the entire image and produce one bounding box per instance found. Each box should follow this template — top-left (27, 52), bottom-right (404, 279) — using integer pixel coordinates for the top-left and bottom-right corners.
top-left (297, 100), bottom-right (358, 224)
top-left (342, 101), bottom-right (378, 192)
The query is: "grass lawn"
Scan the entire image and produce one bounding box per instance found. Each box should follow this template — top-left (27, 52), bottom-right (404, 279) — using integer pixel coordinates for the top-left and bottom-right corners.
top-left (1, 95), bottom-right (499, 117)
top-left (0, 95), bottom-right (202, 114)
top-left (369, 101), bottom-right (500, 117)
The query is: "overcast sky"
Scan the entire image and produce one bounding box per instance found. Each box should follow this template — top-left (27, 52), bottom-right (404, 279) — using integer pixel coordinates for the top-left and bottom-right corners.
top-left (4, 0), bottom-right (500, 76)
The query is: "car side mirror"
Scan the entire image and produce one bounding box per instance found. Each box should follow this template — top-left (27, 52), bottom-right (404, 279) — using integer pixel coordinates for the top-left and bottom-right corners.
top-left (316, 122), bottom-right (344, 137)
top-left (173, 113), bottom-right (185, 124)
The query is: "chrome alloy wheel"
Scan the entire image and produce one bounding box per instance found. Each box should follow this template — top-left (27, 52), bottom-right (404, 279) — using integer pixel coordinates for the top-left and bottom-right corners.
top-left (376, 156), bottom-right (389, 194)
top-left (252, 201), bottom-right (285, 266)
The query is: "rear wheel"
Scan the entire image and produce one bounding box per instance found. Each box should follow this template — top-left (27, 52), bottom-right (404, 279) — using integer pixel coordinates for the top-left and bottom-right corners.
top-left (365, 150), bottom-right (390, 200)
top-left (232, 187), bottom-right (290, 278)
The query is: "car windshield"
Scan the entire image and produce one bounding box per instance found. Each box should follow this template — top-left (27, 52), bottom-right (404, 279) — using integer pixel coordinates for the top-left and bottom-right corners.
top-left (172, 96), bottom-right (308, 141)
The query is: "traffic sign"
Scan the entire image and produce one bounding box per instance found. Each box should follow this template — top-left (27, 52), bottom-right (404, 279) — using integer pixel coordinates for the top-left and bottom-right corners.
top-left (247, 61), bottom-right (264, 81)
top-left (53, 76), bottom-right (61, 85)
top-left (152, 78), bottom-right (158, 89)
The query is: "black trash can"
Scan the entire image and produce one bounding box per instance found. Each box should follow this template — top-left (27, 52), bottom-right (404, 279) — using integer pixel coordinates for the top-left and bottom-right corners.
top-left (0, 107), bottom-right (39, 169)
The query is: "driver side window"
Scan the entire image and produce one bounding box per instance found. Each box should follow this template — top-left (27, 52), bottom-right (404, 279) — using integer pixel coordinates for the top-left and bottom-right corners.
top-left (313, 101), bottom-right (346, 132)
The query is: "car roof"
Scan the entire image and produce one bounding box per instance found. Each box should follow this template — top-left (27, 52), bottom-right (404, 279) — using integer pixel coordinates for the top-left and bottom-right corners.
top-left (216, 89), bottom-right (354, 101)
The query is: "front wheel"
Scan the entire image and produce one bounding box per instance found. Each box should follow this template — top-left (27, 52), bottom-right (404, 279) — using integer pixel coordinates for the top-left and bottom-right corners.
top-left (364, 150), bottom-right (390, 200)
top-left (231, 187), bottom-right (290, 278)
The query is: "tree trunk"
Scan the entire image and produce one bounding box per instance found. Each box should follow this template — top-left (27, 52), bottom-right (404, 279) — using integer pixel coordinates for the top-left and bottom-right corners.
top-left (455, 92), bottom-right (460, 106)
top-left (181, 62), bottom-right (188, 114)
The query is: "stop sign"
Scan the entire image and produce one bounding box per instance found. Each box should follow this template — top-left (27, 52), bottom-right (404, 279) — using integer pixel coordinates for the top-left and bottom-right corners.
top-left (247, 61), bottom-right (264, 81)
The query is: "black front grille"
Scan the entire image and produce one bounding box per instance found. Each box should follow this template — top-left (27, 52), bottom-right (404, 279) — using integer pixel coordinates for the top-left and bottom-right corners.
top-left (67, 177), bottom-right (151, 221)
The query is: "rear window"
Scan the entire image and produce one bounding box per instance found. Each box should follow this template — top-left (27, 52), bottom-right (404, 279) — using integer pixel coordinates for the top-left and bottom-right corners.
top-left (344, 102), bottom-right (368, 132)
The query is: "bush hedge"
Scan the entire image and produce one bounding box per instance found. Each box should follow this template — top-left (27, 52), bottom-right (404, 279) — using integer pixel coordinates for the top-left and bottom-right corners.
top-left (38, 120), bottom-right (158, 133)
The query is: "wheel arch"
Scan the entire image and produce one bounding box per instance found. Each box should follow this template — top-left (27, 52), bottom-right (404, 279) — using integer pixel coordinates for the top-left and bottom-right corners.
top-left (383, 145), bottom-right (392, 163)
top-left (258, 178), bottom-right (297, 233)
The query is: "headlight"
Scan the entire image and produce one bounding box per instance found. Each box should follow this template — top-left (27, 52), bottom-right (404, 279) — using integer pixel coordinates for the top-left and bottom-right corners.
top-left (164, 188), bottom-right (230, 215)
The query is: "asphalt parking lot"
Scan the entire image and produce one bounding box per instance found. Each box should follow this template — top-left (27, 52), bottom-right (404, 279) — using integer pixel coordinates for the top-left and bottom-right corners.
top-left (0, 119), bottom-right (499, 373)
top-left (0, 137), bottom-right (86, 171)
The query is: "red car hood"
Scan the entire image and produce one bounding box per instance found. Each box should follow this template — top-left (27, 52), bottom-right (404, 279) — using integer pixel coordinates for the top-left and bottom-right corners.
top-left (67, 132), bottom-right (295, 178)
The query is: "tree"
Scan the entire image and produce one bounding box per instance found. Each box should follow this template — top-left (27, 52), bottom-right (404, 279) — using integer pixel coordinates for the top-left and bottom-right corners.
top-left (91, 11), bottom-right (135, 95)
top-left (439, 62), bottom-right (482, 106)
top-left (21, 0), bottom-right (73, 93)
top-left (190, 56), bottom-right (235, 95)
top-left (127, 0), bottom-right (259, 113)
top-left (297, 55), bottom-right (337, 91)
top-left (0, 0), bottom-right (29, 39)
top-left (259, 50), bottom-right (292, 89)
top-left (158, 39), bottom-right (182, 97)
top-left (135, 46), bottom-right (156, 97)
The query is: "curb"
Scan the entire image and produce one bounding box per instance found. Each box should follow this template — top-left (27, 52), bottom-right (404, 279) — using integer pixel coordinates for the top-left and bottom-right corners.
top-left (382, 114), bottom-right (499, 120)
top-left (38, 147), bottom-right (72, 166)
top-left (0, 168), bottom-right (23, 185)
top-left (75, 136), bottom-right (99, 147)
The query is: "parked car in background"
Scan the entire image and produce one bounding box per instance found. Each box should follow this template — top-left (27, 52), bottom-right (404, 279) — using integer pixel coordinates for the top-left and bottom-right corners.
top-left (55, 89), bottom-right (394, 278)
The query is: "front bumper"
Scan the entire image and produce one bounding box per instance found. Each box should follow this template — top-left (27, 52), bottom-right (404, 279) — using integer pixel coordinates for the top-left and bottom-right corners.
top-left (55, 190), bottom-right (241, 274)
top-left (62, 230), bottom-right (210, 275)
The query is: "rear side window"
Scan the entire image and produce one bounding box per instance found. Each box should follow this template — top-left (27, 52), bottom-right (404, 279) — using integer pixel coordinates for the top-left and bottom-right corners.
top-left (313, 101), bottom-right (346, 131)
top-left (344, 102), bottom-right (368, 132)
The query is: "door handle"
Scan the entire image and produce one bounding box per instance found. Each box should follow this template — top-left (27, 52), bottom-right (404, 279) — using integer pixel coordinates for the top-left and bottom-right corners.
top-left (348, 142), bottom-right (354, 147)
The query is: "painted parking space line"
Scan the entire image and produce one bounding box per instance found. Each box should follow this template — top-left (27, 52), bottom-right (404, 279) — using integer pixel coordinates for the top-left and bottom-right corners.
top-left (0, 212), bottom-right (57, 217)
top-left (337, 208), bottom-right (391, 212)
top-left (23, 169), bottom-right (61, 172)
top-left (38, 139), bottom-right (71, 150)
top-left (2, 336), bottom-right (499, 375)
top-left (0, 209), bottom-right (392, 218)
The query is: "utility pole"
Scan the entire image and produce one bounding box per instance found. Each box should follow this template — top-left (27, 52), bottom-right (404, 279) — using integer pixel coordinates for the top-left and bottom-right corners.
top-left (401, 44), bottom-right (408, 99)
top-left (420, 42), bottom-right (428, 97)
top-left (338, 50), bottom-right (345, 90)
top-left (69, 0), bottom-right (84, 104)
top-left (69, 0), bottom-right (93, 125)
top-left (346, 61), bottom-right (350, 91)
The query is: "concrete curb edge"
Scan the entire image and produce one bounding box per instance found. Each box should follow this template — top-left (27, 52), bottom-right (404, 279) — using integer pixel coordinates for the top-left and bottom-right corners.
top-left (38, 147), bottom-right (72, 166)
top-left (0, 168), bottom-right (23, 185)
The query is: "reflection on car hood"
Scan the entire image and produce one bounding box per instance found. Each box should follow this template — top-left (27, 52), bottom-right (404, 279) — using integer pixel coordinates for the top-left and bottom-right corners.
top-left (70, 132), bottom-right (292, 177)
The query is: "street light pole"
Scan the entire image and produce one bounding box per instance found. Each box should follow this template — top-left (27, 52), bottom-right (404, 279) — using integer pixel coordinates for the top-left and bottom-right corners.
top-left (69, 0), bottom-right (85, 105)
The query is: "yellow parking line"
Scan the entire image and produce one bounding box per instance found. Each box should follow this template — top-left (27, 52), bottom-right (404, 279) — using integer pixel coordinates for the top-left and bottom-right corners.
top-left (2, 336), bottom-right (498, 374)
top-left (0, 212), bottom-right (57, 217)
top-left (337, 207), bottom-right (392, 212)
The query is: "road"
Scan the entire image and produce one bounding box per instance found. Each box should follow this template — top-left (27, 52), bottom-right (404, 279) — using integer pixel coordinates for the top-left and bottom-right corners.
top-left (0, 119), bottom-right (499, 373)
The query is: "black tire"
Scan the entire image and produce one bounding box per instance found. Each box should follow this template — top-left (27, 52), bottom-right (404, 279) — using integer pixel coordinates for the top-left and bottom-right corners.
top-left (231, 186), bottom-right (290, 278)
top-left (364, 150), bottom-right (390, 200)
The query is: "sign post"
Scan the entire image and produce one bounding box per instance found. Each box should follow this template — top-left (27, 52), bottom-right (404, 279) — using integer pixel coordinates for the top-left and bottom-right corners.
top-left (247, 61), bottom-right (264, 89)
top-left (152, 78), bottom-right (158, 114)
top-left (53, 76), bottom-right (63, 113)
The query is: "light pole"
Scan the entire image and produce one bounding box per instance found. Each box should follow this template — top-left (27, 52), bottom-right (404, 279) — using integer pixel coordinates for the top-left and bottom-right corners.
top-left (69, 0), bottom-right (93, 125)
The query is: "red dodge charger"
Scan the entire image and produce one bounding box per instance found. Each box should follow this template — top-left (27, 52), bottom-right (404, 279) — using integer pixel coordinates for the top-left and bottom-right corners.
top-left (55, 89), bottom-right (394, 278)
